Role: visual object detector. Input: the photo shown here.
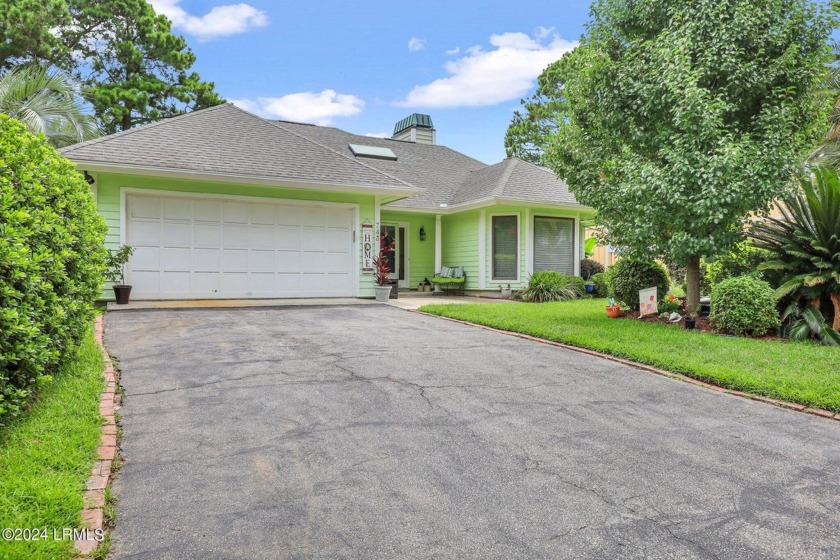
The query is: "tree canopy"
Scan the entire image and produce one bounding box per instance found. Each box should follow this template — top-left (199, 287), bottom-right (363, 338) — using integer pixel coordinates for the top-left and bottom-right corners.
top-left (514, 0), bottom-right (834, 310)
top-left (0, 0), bottom-right (224, 133)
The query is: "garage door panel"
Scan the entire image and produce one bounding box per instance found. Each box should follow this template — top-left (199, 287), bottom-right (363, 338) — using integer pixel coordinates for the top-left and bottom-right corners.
top-left (193, 272), bottom-right (220, 293)
top-left (194, 248), bottom-right (220, 271)
top-left (162, 248), bottom-right (191, 271)
top-left (194, 200), bottom-right (221, 222)
top-left (130, 197), bottom-right (161, 219)
top-left (223, 202), bottom-right (250, 223)
top-left (163, 199), bottom-right (192, 221)
top-left (126, 194), bottom-right (354, 299)
top-left (128, 220), bottom-right (160, 245)
top-left (193, 224), bottom-right (220, 247)
top-left (163, 223), bottom-right (192, 246)
top-left (162, 271), bottom-right (190, 293)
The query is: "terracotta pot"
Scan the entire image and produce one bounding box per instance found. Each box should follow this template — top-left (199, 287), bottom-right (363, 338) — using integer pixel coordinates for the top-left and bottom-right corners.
top-left (113, 285), bottom-right (132, 304)
top-left (606, 305), bottom-right (621, 318)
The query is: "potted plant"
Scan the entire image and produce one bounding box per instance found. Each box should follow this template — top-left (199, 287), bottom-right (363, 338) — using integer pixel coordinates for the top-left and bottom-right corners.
top-left (500, 284), bottom-right (512, 298)
top-left (685, 305), bottom-right (699, 330)
top-left (372, 233), bottom-right (393, 303)
top-left (105, 244), bottom-right (135, 304)
top-left (606, 297), bottom-right (621, 318)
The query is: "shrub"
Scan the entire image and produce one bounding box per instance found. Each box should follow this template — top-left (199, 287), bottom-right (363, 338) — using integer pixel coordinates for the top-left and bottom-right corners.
top-left (710, 276), bottom-right (780, 336)
top-left (704, 241), bottom-right (768, 288)
top-left (0, 115), bottom-right (107, 423)
top-left (591, 272), bottom-right (609, 297)
top-left (608, 259), bottom-right (670, 310)
top-left (522, 271), bottom-right (585, 302)
top-left (580, 258), bottom-right (604, 280)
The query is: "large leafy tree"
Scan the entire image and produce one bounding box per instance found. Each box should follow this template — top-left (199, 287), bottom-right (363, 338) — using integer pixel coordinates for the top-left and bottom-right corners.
top-left (0, 0), bottom-right (224, 133)
top-left (0, 65), bottom-right (99, 147)
top-left (528, 0), bottom-right (833, 312)
top-left (505, 60), bottom-right (565, 164)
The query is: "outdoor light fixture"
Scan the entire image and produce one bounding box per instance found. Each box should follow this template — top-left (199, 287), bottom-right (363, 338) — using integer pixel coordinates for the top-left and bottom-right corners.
top-left (84, 171), bottom-right (95, 185)
top-left (419, 226), bottom-right (426, 241)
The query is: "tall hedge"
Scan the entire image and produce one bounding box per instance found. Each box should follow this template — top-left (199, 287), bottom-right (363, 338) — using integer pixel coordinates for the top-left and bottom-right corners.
top-left (0, 115), bottom-right (107, 423)
top-left (608, 259), bottom-right (670, 310)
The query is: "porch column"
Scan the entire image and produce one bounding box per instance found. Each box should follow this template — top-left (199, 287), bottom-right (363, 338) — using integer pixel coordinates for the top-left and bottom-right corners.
top-left (374, 196), bottom-right (381, 257)
top-left (478, 210), bottom-right (486, 289)
top-left (434, 214), bottom-right (442, 272)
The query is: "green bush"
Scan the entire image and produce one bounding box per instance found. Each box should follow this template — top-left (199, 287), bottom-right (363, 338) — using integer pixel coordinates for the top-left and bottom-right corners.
top-left (607, 259), bottom-right (670, 310)
top-left (591, 272), bottom-right (609, 297)
top-left (580, 258), bottom-right (604, 280)
top-left (710, 276), bottom-right (780, 336)
top-left (705, 241), bottom-right (768, 288)
top-left (0, 115), bottom-right (107, 423)
top-left (522, 271), bottom-right (585, 302)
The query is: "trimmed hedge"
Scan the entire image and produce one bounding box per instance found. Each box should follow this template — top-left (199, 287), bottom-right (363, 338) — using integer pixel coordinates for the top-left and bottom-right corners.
top-left (0, 115), bottom-right (107, 423)
top-left (608, 259), bottom-right (669, 309)
top-left (590, 272), bottom-right (609, 297)
top-left (710, 276), bottom-right (779, 336)
top-left (580, 258), bottom-right (605, 280)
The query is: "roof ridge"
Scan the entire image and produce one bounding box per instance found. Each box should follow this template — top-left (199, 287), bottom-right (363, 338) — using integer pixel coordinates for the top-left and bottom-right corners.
top-left (60, 103), bottom-right (233, 155)
top-left (267, 118), bottom-right (416, 189)
top-left (493, 158), bottom-right (519, 197)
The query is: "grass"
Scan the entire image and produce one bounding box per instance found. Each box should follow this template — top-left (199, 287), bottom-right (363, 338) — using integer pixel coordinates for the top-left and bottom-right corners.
top-left (420, 298), bottom-right (840, 412)
top-left (0, 326), bottom-right (105, 560)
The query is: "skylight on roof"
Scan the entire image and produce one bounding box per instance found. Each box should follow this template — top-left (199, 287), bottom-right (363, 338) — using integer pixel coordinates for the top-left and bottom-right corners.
top-left (349, 144), bottom-right (397, 161)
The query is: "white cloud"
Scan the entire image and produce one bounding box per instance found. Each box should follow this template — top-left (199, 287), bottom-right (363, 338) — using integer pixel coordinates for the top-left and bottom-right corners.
top-left (231, 90), bottom-right (365, 125)
top-left (149, 0), bottom-right (268, 41)
top-left (445, 46), bottom-right (460, 55)
top-left (408, 37), bottom-right (426, 53)
top-left (397, 30), bottom-right (577, 108)
top-left (364, 132), bottom-right (390, 138)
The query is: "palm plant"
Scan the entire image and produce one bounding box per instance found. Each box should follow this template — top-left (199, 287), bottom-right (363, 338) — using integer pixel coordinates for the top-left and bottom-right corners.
top-left (750, 166), bottom-right (840, 331)
top-left (0, 65), bottom-right (99, 147)
top-left (780, 303), bottom-right (840, 346)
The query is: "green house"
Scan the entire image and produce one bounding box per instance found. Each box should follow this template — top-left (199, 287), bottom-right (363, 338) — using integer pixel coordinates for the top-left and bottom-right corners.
top-left (60, 103), bottom-right (593, 300)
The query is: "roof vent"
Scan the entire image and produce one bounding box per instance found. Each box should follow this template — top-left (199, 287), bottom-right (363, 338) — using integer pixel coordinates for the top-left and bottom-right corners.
top-left (348, 144), bottom-right (397, 161)
top-left (392, 114), bottom-right (435, 145)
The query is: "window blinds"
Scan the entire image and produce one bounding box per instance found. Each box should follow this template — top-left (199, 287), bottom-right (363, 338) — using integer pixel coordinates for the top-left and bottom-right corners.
top-left (533, 217), bottom-right (574, 275)
top-left (492, 215), bottom-right (518, 280)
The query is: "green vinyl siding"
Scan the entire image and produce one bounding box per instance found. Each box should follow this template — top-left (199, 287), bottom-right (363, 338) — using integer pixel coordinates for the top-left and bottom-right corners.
top-left (441, 211), bottom-right (480, 290)
top-left (93, 172), bottom-right (377, 300)
top-left (380, 210), bottom-right (437, 288)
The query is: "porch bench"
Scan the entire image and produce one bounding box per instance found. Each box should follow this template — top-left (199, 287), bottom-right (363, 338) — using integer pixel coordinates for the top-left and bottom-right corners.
top-left (431, 267), bottom-right (466, 296)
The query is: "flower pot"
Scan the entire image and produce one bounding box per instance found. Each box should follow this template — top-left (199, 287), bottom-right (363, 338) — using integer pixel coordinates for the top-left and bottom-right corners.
top-left (606, 305), bottom-right (621, 318)
top-left (113, 285), bottom-right (132, 305)
top-left (500, 287), bottom-right (512, 299)
top-left (685, 317), bottom-right (696, 330)
top-left (585, 283), bottom-right (595, 293)
top-left (374, 285), bottom-right (392, 303)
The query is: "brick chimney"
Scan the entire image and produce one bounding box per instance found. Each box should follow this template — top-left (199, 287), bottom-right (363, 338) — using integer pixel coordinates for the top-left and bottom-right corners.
top-left (392, 114), bottom-right (435, 144)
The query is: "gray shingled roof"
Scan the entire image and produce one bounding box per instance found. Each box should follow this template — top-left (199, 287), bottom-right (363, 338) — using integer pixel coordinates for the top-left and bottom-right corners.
top-left (59, 104), bottom-right (414, 190)
top-left (59, 104), bottom-right (583, 209)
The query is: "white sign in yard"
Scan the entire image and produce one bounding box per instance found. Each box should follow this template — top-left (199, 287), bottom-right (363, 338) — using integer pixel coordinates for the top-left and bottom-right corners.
top-left (361, 223), bottom-right (374, 272)
top-left (639, 287), bottom-right (658, 317)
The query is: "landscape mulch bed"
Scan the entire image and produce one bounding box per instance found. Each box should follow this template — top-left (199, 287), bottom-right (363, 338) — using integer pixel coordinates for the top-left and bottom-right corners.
top-left (616, 309), bottom-right (783, 341)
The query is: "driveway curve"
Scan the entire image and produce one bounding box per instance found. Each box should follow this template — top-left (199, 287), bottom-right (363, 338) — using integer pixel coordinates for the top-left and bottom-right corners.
top-left (105, 305), bottom-right (840, 559)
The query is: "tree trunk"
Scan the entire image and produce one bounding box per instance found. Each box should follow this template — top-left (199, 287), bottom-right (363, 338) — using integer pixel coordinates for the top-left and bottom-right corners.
top-left (831, 292), bottom-right (840, 331)
top-left (685, 255), bottom-right (701, 316)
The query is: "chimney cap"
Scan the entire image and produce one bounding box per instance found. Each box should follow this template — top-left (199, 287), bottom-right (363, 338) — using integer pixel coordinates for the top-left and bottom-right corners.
top-left (393, 113), bottom-right (434, 136)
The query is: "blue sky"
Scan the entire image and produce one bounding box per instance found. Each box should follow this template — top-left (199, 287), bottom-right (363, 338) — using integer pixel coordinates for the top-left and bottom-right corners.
top-left (150, 0), bottom-right (593, 164)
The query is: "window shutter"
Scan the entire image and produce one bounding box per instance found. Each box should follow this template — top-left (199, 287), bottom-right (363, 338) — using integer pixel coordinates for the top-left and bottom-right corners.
top-left (492, 215), bottom-right (518, 280)
top-left (533, 217), bottom-right (574, 275)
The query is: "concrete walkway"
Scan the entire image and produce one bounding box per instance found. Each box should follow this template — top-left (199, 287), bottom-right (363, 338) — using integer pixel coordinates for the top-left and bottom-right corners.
top-left (105, 305), bottom-right (840, 559)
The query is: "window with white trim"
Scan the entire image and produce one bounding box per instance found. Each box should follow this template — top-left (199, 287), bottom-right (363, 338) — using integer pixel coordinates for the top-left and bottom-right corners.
top-left (491, 215), bottom-right (519, 280)
top-left (533, 216), bottom-right (574, 275)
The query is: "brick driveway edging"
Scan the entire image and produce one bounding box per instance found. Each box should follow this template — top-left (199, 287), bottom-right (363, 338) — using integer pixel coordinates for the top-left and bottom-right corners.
top-left (75, 314), bottom-right (120, 557)
top-left (415, 310), bottom-right (840, 423)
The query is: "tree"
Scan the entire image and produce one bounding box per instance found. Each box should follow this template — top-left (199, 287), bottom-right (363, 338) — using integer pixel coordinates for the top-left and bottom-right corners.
top-left (0, 65), bottom-right (99, 147)
top-left (751, 166), bottom-right (840, 331)
top-left (504, 60), bottom-right (565, 164)
top-left (0, 0), bottom-right (224, 133)
top-left (527, 0), bottom-right (833, 312)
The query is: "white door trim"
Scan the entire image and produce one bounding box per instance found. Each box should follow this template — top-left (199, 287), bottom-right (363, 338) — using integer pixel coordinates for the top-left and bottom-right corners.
top-left (120, 187), bottom-right (360, 297)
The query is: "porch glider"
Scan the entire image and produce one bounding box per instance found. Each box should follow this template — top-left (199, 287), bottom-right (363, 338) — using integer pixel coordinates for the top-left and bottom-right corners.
top-left (432, 266), bottom-right (466, 296)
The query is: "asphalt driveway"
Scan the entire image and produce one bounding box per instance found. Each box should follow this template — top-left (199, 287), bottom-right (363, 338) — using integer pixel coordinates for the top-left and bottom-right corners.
top-left (105, 305), bottom-right (840, 559)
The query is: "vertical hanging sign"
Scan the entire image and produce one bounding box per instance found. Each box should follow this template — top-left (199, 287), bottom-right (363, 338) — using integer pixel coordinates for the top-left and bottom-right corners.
top-left (362, 222), bottom-right (374, 271)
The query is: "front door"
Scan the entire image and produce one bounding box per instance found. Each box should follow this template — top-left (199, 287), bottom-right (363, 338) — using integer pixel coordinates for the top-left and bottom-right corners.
top-left (381, 223), bottom-right (408, 288)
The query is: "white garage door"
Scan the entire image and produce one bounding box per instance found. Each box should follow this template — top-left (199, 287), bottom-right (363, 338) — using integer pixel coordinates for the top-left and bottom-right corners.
top-left (125, 193), bottom-right (355, 299)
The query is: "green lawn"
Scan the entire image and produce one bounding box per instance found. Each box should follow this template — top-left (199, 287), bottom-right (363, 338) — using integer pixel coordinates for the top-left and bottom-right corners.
top-left (0, 326), bottom-right (104, 560)
top-left (420, 298), bottom-right (840, 412)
